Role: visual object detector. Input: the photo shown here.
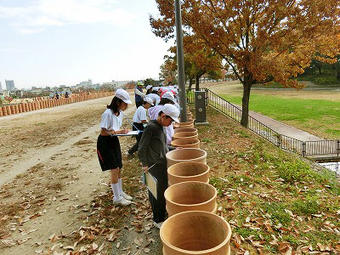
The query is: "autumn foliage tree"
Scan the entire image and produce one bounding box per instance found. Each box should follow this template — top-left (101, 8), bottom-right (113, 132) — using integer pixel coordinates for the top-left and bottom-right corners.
top-left (151, 0), bottom-right (340, 127)
top-left (159, 54), bottom-right (177, 84)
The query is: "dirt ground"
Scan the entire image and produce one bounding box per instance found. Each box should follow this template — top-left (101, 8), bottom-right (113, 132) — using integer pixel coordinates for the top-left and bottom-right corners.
top-left (0, 96), bottom-right (162, 255)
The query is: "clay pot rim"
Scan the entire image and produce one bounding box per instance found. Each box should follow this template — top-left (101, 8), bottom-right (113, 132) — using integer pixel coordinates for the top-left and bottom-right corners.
top-left (164, 181), bottom-right (217, 207)
top-left (166, 148), bottom-right (207, 162)
top-left (179, 120), bottom-right (194, 124)
top-left (173, 132), bottom-right (197, 136)
top-left (171, 138), bottom-right (200, 147)
top-left (160, 210), bottom-right (232, 254)
top-left (167, 162), bottom-right (209, 179)
top-left (173, 136), bottom-right (198, 141)
top-left (174, 127), bottom-right (198, 133)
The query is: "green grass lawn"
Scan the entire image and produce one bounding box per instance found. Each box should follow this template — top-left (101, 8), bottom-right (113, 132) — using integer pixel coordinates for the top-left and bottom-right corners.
top-left (220, 94), bottom-right (340, 139)
top-left (198, 108), bottom-right (339, 254)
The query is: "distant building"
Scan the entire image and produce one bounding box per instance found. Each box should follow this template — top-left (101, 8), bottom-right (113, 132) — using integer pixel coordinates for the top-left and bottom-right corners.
top-left (5, 80), bottom-right (15, 91)
top-left (77, 79), bottom-right (92, 87)
top-left (0, 81), bottom-right (2, 92)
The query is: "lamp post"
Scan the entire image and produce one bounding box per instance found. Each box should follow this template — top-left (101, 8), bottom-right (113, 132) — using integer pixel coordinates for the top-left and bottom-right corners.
top-left (174, 0), bottom-right (187, 122)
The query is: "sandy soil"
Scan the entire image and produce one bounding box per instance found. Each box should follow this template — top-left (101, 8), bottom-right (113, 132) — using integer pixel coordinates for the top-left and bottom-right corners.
top-left (0, 96), bottom-right (162, 255)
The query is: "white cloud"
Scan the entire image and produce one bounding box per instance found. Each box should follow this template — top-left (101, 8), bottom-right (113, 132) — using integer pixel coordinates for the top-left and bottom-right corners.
top-left (0, 0), bottom-right (135, 34)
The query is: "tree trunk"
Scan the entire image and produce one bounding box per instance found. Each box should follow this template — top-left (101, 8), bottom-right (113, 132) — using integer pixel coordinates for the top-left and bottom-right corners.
top-left (195, 75), bottom-right (200, 91)
top-left (188, 78), bottom-right (193, 90)
top-left (318, 66), bottom-right (322, 75)
top-left (240, 82), bottom-right (252, 128)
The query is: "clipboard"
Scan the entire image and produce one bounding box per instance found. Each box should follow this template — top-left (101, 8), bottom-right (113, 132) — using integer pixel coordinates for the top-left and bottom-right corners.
top-left (143, 172), bottom-right (158, 199)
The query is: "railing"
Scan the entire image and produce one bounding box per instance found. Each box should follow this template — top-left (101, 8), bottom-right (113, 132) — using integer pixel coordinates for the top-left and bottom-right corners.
top-left (187, 88), bottom-right (339, 159)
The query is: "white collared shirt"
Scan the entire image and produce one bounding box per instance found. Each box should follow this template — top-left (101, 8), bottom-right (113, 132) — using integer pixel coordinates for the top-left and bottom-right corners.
top-left (100, 109), bottom-right (124, 131)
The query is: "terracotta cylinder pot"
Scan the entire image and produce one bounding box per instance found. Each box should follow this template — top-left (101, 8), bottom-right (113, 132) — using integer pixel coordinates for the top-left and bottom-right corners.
top-left (171, 138), bottom-right (200, 149)
top-left (167, 162), bottom-right (209, 186)
top-left (10, 105), bottom-right (16, 114)
top-left (6, 106), bottom-right (12, 115)
top-left (160, 211), bottom-right (231, 255)
top-left (174, 121), bottom-right (195, 129)
top-left (18, 104), bottom-right (23, 113)
top-left (0, 107), bottom-right (3, 117)
top-left (2, 107), bottom-right (7, 116)
top-left (165, 181), bottom-right (217, 216)
top-left (174, 127), bottom-right (198, 135)
top-left (14, 104), bottom-right (19, 114)
top-left (166, 148), bottom-right (207, 167)
top-left (173, 132), bottom-right (198, 140)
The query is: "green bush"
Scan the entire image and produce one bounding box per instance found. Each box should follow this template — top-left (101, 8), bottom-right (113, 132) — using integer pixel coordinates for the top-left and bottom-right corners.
top-left (313, 76), bottom-right (339, 85)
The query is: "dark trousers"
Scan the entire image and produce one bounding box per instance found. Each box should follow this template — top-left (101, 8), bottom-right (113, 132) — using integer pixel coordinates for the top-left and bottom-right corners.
top-left (128, 122), bottom-right (144, 155)
top-left (148, 162), bottom-right (168, 223)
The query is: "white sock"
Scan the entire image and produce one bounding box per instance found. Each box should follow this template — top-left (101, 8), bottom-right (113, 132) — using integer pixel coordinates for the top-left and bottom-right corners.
top-left (118, 178), bottom-right (123, 194)
top-left (111, 183), bottom-right (121, 201)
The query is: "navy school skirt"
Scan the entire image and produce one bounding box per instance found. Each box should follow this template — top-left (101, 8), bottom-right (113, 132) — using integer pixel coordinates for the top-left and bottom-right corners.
top-left (97, 135), bottom-right (122, 171)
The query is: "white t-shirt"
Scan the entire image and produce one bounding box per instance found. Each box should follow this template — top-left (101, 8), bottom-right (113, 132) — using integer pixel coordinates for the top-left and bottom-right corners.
top-left (147, 93), bottom-right (160, 105)
top-left (133, 106), bottom-right (147, 123)
top-left (100, 109), bottom-right (124, 131)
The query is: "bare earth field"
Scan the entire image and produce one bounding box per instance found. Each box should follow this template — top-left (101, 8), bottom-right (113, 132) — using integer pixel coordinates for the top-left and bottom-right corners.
top-left (0, 96), bottom-right (162, 255)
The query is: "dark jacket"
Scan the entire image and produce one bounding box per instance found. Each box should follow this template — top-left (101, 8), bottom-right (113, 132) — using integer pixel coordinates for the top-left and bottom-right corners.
top-left (138, 120), bottom-right (169, 167)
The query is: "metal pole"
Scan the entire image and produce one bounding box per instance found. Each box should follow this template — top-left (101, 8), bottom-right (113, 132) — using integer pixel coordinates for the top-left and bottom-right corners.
top-left (175, 0), bottom-right (187, 122)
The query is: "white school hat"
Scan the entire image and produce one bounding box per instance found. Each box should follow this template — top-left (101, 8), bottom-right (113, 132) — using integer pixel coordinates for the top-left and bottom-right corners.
top-left (144, 96), bottom-right (154, 106)
top-left (162, 104), bottom-right (180, 123)
top-left (162, 91), bottom-right (175, 103)
top-left (146, 85), bottom-right (153, 90)
top-left (115, 88), bottom-right (132, 104)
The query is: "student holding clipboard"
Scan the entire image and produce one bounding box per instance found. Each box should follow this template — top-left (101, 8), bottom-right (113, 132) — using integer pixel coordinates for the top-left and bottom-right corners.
top-left (138, 104), bottom-right (180, 229)
top-left (97, 89), bottom-right (133, 206)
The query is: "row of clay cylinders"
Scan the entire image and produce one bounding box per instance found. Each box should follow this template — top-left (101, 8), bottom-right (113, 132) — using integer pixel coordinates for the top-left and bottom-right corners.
top-left (161, 115), bottom-right (231, 254)
top-left (0, 92), bottom-right (112, 117)
top-left (171, 111), bottom-right (199, 148)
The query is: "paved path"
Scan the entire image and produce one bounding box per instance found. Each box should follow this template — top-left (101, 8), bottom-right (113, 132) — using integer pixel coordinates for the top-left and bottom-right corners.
top-left (248, 110), bottom-right (322, 141)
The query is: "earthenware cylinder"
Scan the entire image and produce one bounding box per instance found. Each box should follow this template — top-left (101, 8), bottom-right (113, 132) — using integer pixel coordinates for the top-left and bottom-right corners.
top-left (160, 211), bottom-right (231, 255)
top-left (174, 120), bottom-right (195, 129)
top-left (167, 162), bottom-right (209, 186)
top-left (10, 105), bottom-right (16, 114)
top-left (6, 105), bottom-right (12, 115)
top-left (171, 138), bottom-right (200, 149)
top-left (166, 148), bottom-right (207, 167)
top-left (173, 132), bottom-right (198, 140)
top-left (174, 127), bottom-right (198, 135)
top-left (165, 181), bottom-right (217, 216)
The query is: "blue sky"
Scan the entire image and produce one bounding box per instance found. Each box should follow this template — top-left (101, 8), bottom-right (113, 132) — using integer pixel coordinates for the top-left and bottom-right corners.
top-left (0, 0), bottom-right (172, 89)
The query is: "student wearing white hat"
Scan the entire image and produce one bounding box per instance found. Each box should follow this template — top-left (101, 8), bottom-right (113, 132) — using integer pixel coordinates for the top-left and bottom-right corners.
top-left (147, 89), bottom-right (160, 106)
top-left (128, 96), bottom-right (154, 155)
top-left (97, 88), bottom-right (133, 206)
top-left (145, 85), bottom-right (153, 95)
top-left (138, 104), bottom-right (180, 229)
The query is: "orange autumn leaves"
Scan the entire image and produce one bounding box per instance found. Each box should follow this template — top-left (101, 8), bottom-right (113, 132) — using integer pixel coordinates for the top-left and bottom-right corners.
top-left (150, 0), bottom-right (339, 126)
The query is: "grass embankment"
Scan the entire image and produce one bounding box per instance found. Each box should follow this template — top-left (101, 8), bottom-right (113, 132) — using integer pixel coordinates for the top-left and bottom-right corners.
top-left (198, 108), bottom-right (339, 254)
top-left (18, 107), bottom-right (338, 254)
top-left (220, 94), bottom-right (340, 139)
